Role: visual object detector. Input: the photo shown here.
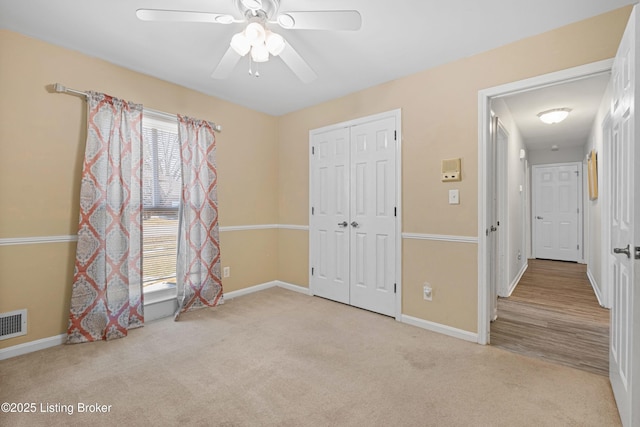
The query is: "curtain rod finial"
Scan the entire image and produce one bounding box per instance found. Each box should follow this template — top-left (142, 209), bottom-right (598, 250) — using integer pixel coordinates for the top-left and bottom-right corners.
top-left (54, 83), bottom-right (66, 93)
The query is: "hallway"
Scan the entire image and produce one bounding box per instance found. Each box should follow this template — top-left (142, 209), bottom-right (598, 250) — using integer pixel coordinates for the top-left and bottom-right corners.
top-left (491, 259), bottom-right (609, 376)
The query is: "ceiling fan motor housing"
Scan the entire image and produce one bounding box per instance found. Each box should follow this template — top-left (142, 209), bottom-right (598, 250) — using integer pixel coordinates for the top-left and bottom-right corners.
top-left (237, 0), bottom-right (280, 20)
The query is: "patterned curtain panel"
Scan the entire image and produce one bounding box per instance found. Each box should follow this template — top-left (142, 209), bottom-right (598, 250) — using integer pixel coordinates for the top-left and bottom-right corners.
top-left (175, 115), bottom-right (223, 319)
top-left (67, 92), bottom-right (144, 343)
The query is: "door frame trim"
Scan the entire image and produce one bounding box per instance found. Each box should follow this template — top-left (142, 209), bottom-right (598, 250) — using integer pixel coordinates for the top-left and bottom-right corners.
top-left (496, 120), bottom-right (509, 298)
top-left (531, 162), bottom-right (584, 261)
top-left (308, 108), bottom-right (403, 320)
top-left (477, 59), bottom-right (613, 345)
top-left (601, 113), bottom-right (613, 308)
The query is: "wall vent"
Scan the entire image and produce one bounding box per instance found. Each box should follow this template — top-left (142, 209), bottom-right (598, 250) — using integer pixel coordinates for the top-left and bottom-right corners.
top-left (0, 309), bottom-right (27, 340)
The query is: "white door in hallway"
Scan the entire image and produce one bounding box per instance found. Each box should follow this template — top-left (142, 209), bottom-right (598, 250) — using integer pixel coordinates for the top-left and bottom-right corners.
top-left (310, 114), bottom-right (398, 317)
top-left (532, 163), bottom-right (581, 262)
top-left (609, 7), bottom-right (639, 426)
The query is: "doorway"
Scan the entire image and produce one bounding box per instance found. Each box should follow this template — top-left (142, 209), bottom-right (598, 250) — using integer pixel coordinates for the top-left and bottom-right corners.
top-left (479, 65), bottom-right (613, 376)
top-left (478, 59), bottom-right (613, 345)
top-left (308, 109), bottom-right (402, 318)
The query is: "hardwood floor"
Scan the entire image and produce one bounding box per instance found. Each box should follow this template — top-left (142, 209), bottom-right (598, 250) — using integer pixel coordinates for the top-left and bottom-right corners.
top-left (490, 259), bottom-right (610, 376)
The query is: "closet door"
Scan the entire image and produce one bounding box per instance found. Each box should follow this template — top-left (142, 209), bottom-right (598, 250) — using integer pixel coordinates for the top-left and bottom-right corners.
top-left (310, 114), bottom-right (398, 317)
top-left (349, 117), bottom-right (397, 316)
top-left (309, 127), bottom-right (351, 304)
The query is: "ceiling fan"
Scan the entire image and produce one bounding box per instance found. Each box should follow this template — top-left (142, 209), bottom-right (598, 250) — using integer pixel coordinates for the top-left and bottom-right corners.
top-left (136, 0), bottom-right (362, 83)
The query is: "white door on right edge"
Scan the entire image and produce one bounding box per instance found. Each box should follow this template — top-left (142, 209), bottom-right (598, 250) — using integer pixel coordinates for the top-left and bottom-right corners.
top-left (532, 163), bottom-right (580, 262)
top-left (609, 6), bottom-right (639, 426)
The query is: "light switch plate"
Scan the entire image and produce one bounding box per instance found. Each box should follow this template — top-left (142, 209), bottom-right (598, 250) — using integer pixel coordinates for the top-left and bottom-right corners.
top-left (449, 189), bottom-right (459, 205)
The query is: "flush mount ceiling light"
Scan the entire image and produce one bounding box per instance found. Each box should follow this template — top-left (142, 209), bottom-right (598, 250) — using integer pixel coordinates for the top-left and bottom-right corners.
top-left (537, 108), bottom-right (572, 124)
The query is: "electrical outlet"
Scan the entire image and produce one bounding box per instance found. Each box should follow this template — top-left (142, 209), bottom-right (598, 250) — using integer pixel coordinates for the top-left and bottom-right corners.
top-left (223, 267), bottom-right (230, 278)
top-left (423, 283), bottom-right (433, 301)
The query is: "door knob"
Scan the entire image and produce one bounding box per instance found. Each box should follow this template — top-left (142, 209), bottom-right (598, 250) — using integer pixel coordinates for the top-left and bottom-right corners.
top-left (350, 221), bottom-right (359, 228)
top-left (536, 216), bottom-right (544, 220)
top-left (490, 225), bottom-right (497, 232)
top-left (338, 221), bottom-right (348, 228)
top-left (613, 244), bottom-right (631, 258)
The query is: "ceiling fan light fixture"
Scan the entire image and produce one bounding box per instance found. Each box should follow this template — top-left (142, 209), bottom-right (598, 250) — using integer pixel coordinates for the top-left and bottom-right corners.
top-left (241, 0), bottom-right (263, 11)
top-left (230, 32), bottom-right (251, 56)
top-left (265, 31), bottom-right (285, 56)
top-left (214, 14), bottom-right (235, 24)
top-left (277, 14), bottom-right (295, 29)
top-left (245, 22), bottom-right (266, 46)
top-left (251, 43), bottom-right (269, 62)
top-left (537, 108), bottom-right (572, 124)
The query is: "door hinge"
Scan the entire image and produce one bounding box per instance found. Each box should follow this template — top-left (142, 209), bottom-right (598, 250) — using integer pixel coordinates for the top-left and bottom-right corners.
top-left (635, 246), bottom-right (640, 260)
top-left (394, 207), bottom-right (397, 217)
top-left (577, 244), bottom-right (580, 250)
top-left (577, 208), bottom-right (580, 214)
top-left (497, 221), bottom-right (500, 226)
top-left (312, 207), bottom-right (315, 215)
top-left (311, 267), bottom-right (314, 276)
top-left (312, 146), bottom-right (315, 155)
top-left (394, 130), bottom-right (397, 141)
top-left (394, 283), bottom-right (397, 293)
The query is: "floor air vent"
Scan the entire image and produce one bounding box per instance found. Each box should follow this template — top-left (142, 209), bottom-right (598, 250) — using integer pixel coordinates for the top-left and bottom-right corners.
top-left (0, 309), bottom-right (27, 340)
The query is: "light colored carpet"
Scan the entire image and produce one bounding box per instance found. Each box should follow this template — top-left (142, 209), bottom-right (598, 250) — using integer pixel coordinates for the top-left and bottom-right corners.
top-left (0, 287), bottom-right (620, 426)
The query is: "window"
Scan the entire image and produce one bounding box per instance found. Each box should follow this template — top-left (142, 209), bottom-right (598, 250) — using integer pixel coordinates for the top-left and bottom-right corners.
top-left (142, 114), bottom-right (180, 302)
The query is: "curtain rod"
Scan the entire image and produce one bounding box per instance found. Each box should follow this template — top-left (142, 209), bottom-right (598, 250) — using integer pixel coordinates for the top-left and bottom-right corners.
top-left (52, 83), bottom-right (222, 133)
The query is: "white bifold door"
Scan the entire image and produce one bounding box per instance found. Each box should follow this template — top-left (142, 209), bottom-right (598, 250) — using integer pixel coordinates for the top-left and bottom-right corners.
top-left (310, 115), bottom-right (398, 317)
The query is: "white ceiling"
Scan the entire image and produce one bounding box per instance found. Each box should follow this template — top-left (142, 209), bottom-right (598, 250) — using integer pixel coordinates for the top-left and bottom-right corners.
top-left (0, 0), bottom-right (633, 116)
top-left (500, 73), bottom-right (611, 151)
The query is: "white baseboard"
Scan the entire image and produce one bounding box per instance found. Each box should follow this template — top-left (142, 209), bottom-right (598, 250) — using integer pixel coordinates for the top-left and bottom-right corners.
top-left (587, 268), bottom-right (606, 308)
top-left (400, 315), bottom-right (478, 343)
top-left (0, 333), bottom-right (66, 361)
top-left (275, 281), bottom-right (312, 295)
top-left (223, 281), bottom-right (278, 300)
top-left (224, 280), bottom-right (311, 300)
top-left (506, 262), bottom-right (528, 297)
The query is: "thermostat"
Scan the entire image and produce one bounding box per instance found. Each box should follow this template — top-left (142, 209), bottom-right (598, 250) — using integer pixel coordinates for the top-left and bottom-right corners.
top-left (442, 158), bottom-right (461, 182)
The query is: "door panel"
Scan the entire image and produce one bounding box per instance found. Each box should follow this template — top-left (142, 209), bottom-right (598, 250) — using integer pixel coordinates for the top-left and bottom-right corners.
top-left (532, 164), bottom-right (580, 262)
top-left (349, 117), bottom-right (396, 316)
top-left (609, 7), bottom-right (638, 426)
top-left (310, 127), bottom-right (350, 304)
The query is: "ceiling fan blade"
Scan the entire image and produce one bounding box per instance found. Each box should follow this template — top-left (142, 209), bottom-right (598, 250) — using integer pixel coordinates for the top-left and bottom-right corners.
top-left (211, 46), bottom-right (242, 79)
top-left (278, 42), bottom-right (317, 84)
top-left (136, 9), bottom-right (237, 24)
top-left (276, 11), bottom-right (361, 31)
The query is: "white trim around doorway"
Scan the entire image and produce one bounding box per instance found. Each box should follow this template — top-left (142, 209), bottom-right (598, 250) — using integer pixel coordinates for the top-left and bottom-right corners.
top-left (477, 59), bottom-right (614, 345)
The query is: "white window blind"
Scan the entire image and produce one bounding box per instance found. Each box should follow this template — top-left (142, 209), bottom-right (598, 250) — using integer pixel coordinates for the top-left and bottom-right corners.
top-left (142, 115), bottom-right (180, 292)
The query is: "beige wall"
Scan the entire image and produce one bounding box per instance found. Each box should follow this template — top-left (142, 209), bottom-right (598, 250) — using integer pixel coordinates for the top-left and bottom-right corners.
top-left (0, 6), bottom-right (631, 349)
top-left (277, 7), bottom-right (631, 333)
top-left (0, 30), bottom-right (279, 348)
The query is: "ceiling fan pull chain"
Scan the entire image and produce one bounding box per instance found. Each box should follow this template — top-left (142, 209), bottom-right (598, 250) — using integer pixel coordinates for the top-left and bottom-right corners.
top-left (248, 56), bottom-right (253, 76)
